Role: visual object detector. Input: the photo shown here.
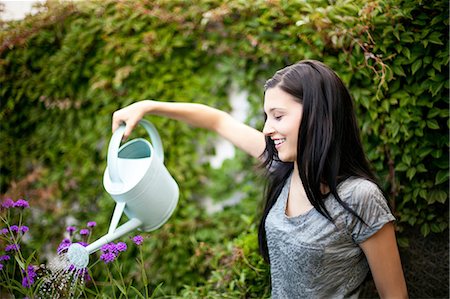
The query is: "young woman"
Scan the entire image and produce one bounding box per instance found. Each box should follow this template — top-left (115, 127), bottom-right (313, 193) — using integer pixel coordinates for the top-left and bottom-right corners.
top-left (112, 60), bottom-right (408, 298)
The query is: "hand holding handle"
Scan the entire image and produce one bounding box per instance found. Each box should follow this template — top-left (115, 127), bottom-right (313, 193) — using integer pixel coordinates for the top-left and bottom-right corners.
top-left (107, 120), bottom-right (165, 183)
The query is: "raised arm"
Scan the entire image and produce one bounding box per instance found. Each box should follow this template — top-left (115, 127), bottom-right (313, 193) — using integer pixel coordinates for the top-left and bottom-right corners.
top-left (112, 100), bottom-right (266, 158)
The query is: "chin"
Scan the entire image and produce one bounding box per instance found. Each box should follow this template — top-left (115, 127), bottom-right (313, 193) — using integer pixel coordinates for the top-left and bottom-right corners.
top-left (277, 153), bottom-right (295, 163)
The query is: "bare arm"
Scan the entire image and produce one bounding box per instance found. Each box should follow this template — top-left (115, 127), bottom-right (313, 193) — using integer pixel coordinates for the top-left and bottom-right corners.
top-left (112, 100), bottom-right (266, 158)
top-left (360, 222), bottom-right (408, 299)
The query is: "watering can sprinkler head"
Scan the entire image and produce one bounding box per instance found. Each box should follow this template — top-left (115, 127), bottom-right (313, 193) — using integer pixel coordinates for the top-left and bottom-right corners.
top-left (67, 243), bottom-right (89, 269)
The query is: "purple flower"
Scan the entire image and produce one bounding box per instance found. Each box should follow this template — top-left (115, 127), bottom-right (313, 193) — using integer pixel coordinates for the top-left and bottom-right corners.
top-left (0, 264), bottom-right (3, 271)
top-left (13, 199), bottom-right (29, 208)
top-left (99, 241), bottom-right (128, 263)
top-left (5, 244), bottom-right (20, 252)
top-left (101, 243), bottom-right (116, 253)
top-left (132, 235), bottom-right (144, 246)
top-left (57, 239), bottom-right (72, 254)
top-left (66, 226), bottom-right (77, 236)
top-left (100, 252), bottom-right (117, 263)
top-left (0, 255), bottom-right (10, 261)
top-left (82, 269), bottom-right (92, 281)
top-left (79, 229), bottom-right (89, 236)
top-left (87, 221), bottom-right (97, 228)
top-left (22, 265), bottom-right (37, 288)
top-left (74, 267), bottom-right (92, 281)
top-left (1, 228), bottom-right (8, 235)
top-left (1, 198), bottom-right (14, 209)
top-left (20, 226), bottom-right (29, 234)
top-left (10, 225), bottom-right (19, 233)
top-left (116, 242), bottom-right (127, 252)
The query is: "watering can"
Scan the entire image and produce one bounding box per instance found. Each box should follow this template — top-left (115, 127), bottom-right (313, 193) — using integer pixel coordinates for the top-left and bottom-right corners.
top-left (67, 120), bottom-right (179, 268)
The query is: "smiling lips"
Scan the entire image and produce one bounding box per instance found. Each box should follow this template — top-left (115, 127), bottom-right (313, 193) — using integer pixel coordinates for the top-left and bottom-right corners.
top-left (273, 138), bottom-right (286, 148)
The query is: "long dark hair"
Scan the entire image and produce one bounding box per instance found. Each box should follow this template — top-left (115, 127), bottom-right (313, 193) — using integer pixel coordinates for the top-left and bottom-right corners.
top-left (258, 60), bottom-right (377, 262)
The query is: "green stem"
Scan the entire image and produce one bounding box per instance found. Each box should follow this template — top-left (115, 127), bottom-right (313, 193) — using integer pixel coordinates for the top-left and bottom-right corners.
top-left (106, 266), bottom-right (116, 298)
top-left (139, 248), bottom-right (149, 299)
top-left (114, 261), bottom-right (128, 299)
top-left (90, 268), bottom-right (100, 296)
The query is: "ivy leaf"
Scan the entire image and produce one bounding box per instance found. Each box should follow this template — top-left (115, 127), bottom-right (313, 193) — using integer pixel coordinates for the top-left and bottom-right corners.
top-left (406, 167), bottom-right (416, 180)
top-left (428, 31), bottom-right (444, 45)
top-left (396, 162), bottom-right (409, 171)
top-left (397, 237), bottom-right (409, 248)
top-left (435, 170), bottom-right (449, 185)
top-left (426, 119), bottom-right (440, 129)
top-left (427, 190), bottom-right (447, 204)
top-left (411, 59), bottom-right (422, 75)
top-left (420, 223), bottom-right (430, 237)
top-left (393, 64), bottom-right (406, 77)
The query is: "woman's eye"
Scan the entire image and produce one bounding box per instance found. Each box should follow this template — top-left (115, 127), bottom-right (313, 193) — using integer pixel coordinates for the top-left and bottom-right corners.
top-left (274, 115), bottom-right (283, 120)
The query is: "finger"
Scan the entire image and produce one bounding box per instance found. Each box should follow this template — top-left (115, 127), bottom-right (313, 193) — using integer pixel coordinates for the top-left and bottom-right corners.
top-left (122, 122), bottom-right (137, 141)
top-left (112, 120), bottom-right (119, 133)
top-left (112, 112), bottom-right (122, 133)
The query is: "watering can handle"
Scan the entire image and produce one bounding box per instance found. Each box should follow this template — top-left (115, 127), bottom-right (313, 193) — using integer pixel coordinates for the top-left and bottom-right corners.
top-left (108, 119), bottom-right (165, 183)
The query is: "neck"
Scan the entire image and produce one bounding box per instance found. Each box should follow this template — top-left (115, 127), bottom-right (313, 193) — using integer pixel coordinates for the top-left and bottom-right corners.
top-left (293, 162), bottom-right (330, 195)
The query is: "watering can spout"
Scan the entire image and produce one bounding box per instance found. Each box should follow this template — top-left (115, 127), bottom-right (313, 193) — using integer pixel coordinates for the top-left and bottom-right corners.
top-left (86, 218), bottom-right (143, 254)
top-left (67, 218), bottom-right (142, 269)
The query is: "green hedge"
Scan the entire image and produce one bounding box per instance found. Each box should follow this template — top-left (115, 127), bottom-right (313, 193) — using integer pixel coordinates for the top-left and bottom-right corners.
top-left (0, 0), bottom-right (448, 297)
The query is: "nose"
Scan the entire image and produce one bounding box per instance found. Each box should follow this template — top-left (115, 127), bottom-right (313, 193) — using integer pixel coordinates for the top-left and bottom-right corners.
top-left (262, 121), bottom-right (275, 136)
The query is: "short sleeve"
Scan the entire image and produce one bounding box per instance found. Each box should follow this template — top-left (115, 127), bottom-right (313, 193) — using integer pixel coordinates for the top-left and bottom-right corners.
top-left (345, 180), bottom-right (396, 244)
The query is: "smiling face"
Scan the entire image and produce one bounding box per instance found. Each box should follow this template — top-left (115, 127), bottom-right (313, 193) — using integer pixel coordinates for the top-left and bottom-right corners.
top-left (263, 86), bottom-right (303, 162)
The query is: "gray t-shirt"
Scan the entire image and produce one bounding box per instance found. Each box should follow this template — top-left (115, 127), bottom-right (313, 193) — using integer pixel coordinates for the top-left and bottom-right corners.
top-left (265, 174), bottom-right (395, 298)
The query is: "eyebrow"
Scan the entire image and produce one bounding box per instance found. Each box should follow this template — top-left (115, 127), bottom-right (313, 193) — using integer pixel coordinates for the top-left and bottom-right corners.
top-left (267, 108), bottom-right (287, 113)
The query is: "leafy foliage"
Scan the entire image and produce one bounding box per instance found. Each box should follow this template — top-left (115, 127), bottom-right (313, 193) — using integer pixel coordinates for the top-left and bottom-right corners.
top-left (0, 0), bottom-right (447, 297)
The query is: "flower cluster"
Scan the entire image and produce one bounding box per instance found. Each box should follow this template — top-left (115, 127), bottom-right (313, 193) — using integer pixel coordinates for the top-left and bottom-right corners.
top-left (1, 198), bottom-right (29, 209)
top-left (22, 265), bottom-right (37, 288)
top-left (64, 221), bottom-right (97, 243)
top-left (100, 242), bottom-right (127, 264)
top-left (7, 225), bottom-right (29, 234)
top-left (57, 238), bottom-right (72, 254)
top-left (1, 197), bottom-right (31, 278)
top-left (132, 235), bottom-right (144, 246)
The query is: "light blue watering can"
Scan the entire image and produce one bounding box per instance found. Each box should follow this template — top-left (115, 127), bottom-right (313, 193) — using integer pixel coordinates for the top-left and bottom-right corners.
top-left (67, 120), bottom-right (179, 268)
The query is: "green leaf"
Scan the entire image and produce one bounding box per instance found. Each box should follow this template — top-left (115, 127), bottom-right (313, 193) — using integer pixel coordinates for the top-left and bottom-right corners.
top-left (395, 162), bottom-right (409, 171)
top-left (416, 164), bottom-right (427, 172)
top-left (420, 223), bottom-right (430, 237)
top-left (397, 237), bottom-right (409, 248)
top-left (113, 279), bottom-right (127, 295)
top-left (432, 59), bottom-right (442, 72)
top-left (417, 147), bottom-right (433, 158)
top-left (426, 119), bottom-right (440, 129)
top-left (14, 255), bottom-right (25, 271)
top-left (428, 31), bottom-right (444, 45)
top-left (400, 32), bottom-right (414, 43)
top-left (435, 170), bottom-right (449, 185)
top-left (427, 190), bottom-right (447, 204)
top-left (129, 286), bottom-right (145, 299)
top-left (431, 223), bottom-right (441, 233)
top-left (393, 64), bottom-right (406, 76)
top-left (402, 47), bottom-right (411, 59)
top-left (407, 167), bottom-right (416, 180)
top-left (402, 155), bottom-right (412, 166)
top-left (411, 59), bottom-right (422, 75)
top-left (427, 107), bottom-right (441, 118)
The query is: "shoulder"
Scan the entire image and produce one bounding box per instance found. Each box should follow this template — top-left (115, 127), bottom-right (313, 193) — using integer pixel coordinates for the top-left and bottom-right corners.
top-left (337, 177), bottom-right (384, 207)
top-left (336, 178), bottom-right (395, 243)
